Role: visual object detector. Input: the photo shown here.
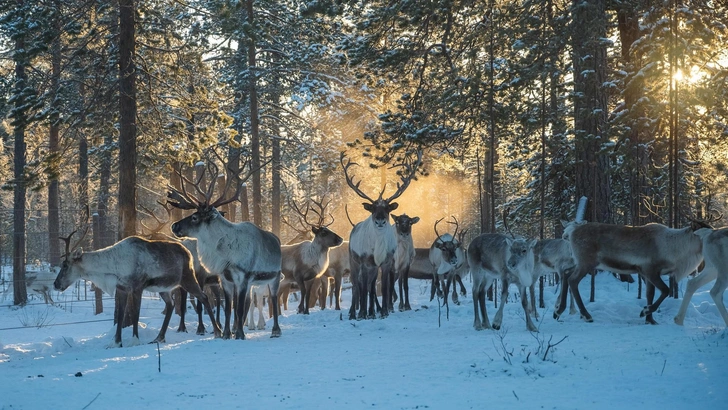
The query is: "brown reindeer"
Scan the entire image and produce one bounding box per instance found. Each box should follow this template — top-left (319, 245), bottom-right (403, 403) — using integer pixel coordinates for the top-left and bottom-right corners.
top-left (278, 196), bottom-right (344, 314)
top-left (560, 221), bottom-right (704, 324)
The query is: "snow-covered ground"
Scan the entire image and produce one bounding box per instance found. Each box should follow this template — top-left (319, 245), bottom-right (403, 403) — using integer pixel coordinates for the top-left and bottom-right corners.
top-left (1, 271), bottom-right (726, 410)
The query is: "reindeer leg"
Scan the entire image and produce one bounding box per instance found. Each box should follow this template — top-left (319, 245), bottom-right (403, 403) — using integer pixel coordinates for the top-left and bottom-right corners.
top-left (367, 269), bottom-right (378, 319)
top-left (334, 271), bottom-right (343, 311)
top-left (567, 266), bottom-right (593, 322)
top-left (177, 288), bottom-right (188, 333)
top-left (269, 280), bottom-right (282, 338)
top-left (182, 272), bottom-right (222, 338)
top-left (235, 281), bottom-right (250, 340)
top-left (112, 288), bottom-right (128, 347)
top-left (472, 280), bottom-right (483, 330)
top-left (129, 288), bottom-right (143, 346)
top-left (195, 298), bottom-right (205, 335)
top-left (675, 267), bottom-right (717, 325)
top-left (153, 291), bottom-right (175, 344)
top-left (520, 285), bottom-right (538, 332)
top-left (643, 271), bottom-right (671, 325)
top-left (493, 276), bottom-right (510, 330)
top-left (257, 290), bottom-right (266, 330)
top-left (710, 274), bottom-right (728, 327)
top-left (221, 281), bottom-right (233, 339)
top-left (296, 276), bottom-right (308, 314)
top-left (404, 266), bottom-right (412, 311)
top-left (458, 275), bottom-right (467, 297)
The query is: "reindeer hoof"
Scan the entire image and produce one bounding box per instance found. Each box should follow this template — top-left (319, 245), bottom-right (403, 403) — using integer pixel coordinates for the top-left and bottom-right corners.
top-left (553, 312), bottom-right (561, 320)
top-left (474, 324), bottom-right (483, 331)
top-left (270, 327), bottom-right (281, 338)
top-left (177, 326), bottom-right (187, 333)
top-left (580, 315), bottom-right (593, 323)
top-left (640, 306), bottom-right (651, 317)
top-left (492, 324), bottom-right (501, 330)
top-left (196, 326), bottom-right (206, 336)
top-left (235, 332), bottom-right (246, 340)
top-left (645, 316), bottom-right (658, 325)
top-left (674, 317), bottom-right (684, 326)
top-left (222, 330), bottom-right (232, 340)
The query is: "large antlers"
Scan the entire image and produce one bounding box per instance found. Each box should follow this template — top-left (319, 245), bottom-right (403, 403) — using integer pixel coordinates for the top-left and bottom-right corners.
top-left (167, 151), bottom-right (265, 211)
top-left (340, 149), bottom-right (422, 203)
top-left (59, 205), bottom-right (90, 259)
top-left (434, 215), bottom-right (460, 243)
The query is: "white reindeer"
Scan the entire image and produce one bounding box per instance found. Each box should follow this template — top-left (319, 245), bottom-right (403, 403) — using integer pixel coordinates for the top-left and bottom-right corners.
top-left (168, 161), bottom-right (282, 340)
top-left (561, 222), bottom-right (703, 324)
top-left (340, 150), bottom-right (421, 319)
top-left (246, 285), bottom-right (268, 330)
top-left (392, 214), bottom-right (419, 311)
top-left (54, 235), bottom-right (222, 347)
top-left (674, 225), bottom-right (728, 326)
top-left (26, 268), bottom-right (57, 305)
top-left (468, 233), bottom-right (537, 331)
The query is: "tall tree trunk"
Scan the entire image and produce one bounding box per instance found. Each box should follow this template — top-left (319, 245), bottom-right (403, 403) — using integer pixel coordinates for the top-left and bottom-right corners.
top-left (572, 0), bottom-right (611, 224)
top-left (246, 0), bottom-right (262, 227)
top-left (47, 0), bottom-right (62, 267)
top-left (118, 0), bottom-right (137, 239)
top-left (12, 0), bottom-right (29, 305)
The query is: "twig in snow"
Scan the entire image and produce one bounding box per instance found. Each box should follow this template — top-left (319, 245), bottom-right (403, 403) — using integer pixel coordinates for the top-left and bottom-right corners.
top-left (62, 336), bottom-right (72, 348)
top-left (81, 393), bottom-right (101, 410)
top-left (512, 390), bottom-right (519, 401)
top-left (156, 342), bottom-right (161, 373)
top-left (660, 359), bottom-right (666, 376)
top-left (542, 335), bottom-right (568, 361)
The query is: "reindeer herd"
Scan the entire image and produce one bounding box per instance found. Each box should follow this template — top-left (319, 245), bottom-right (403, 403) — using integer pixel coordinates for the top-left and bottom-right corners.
top-left (49, 151), bottom-right (728, 347)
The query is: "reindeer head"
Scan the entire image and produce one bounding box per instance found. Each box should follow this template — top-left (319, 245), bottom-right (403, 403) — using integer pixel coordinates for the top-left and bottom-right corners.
top-left (54, 222), bottom-right (89, 292)
top-left (433, 216), bottom-right (463, 273)
top-left (505, 237), bottom-right (538, 286)
top-left (392, 214), bottom-right (420, 237)
top-left (167, 158), bottom-right (252, 238)
top-left (340, 150), bottom-right (421, 230)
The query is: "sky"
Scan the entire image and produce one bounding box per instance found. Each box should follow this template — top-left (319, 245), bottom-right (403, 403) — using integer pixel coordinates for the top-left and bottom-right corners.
top-left (1, 268), bottom-right (727, 410)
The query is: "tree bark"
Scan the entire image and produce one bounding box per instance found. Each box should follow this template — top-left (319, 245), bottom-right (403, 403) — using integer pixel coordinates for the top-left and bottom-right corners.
top-left (117, 0), bottom-right (137, 239)
top-left (572, 0), bottom-right (611, 224)
top-left (246, 0), bottom-right (263, 227)
top-left (47, 0), bottom-right (62, 267)
top-left (12, 0), bottom-right (29, 305)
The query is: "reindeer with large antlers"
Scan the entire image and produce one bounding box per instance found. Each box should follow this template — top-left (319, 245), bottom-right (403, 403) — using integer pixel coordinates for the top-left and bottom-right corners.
top-left (278, 195), bottom-right (344, 314)
top-left (168, 158), bottom-right (283, 340)
top-left (341, 150), bottom-right (421, 319)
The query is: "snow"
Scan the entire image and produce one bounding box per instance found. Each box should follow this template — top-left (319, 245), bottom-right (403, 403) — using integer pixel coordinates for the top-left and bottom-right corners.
top-left (1, 273), bottom-right (726, 409)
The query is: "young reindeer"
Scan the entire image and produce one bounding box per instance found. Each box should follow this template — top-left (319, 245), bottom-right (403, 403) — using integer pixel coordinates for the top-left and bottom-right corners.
top-left (468, 233), bottom-right (537, 332)
top-left (341, 150), bottom-right (422, 319)
top-left (429, 216), bottom-right (468, 306)
top-left (392, 214), bottom-right (420, 311)
top-left (168, 159), bottom-right (283, 340)
top-left (560, 221), bottom-right (704, 324)
top-left (278, 196), bottom-right (344, 314)
top-left (54, 231), bottom-right (222, 347)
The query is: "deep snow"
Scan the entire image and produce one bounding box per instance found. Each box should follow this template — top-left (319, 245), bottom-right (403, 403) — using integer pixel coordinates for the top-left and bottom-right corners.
top-left (1, 270), bottom-right (726, 410)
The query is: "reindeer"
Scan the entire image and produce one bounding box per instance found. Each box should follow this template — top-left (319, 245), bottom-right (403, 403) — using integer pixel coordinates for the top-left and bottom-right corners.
top-left (246, 284), bottom-right (268, 330)
top-left (140, 201), bottom-right (225, 335)
top-left (392, 214), bottom-right (420, 311)
top-left (674, 222), bottom-right (728, 327)
top-left (468, 233), bottom-right (537, 331)
top-left (529, 238), bottom-right (577, 318)
top-left (319, 241), bottom-right (351, 310)
top-left (168, 159), bottom-right (283, 340)
top-left (560, 221), bottom-right (704, 324)
top-left (341, 150), bottom-right (421, 319)
top-left (429, 216), bottom-right (468, 307)
top-left (54, 232), bottom-right (222, 347)
top-left (25, 267), bottom-right (57, 305)
top-left (278, 196), bottom-right (344, 314)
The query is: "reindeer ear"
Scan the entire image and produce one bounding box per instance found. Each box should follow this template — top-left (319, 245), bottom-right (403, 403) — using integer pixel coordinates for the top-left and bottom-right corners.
top-left (411, 216), bottom-right (420, 224)
top-left (71, 248), bottom-right (83, 260)
top-left (363, 202), bottom-right (374, 213)
top-left (391, 214), bottom-right (400, 222)
top-left (389, 202), bottom-right (399, 212)
top-left (312, 226), bottom-right (321, 235)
